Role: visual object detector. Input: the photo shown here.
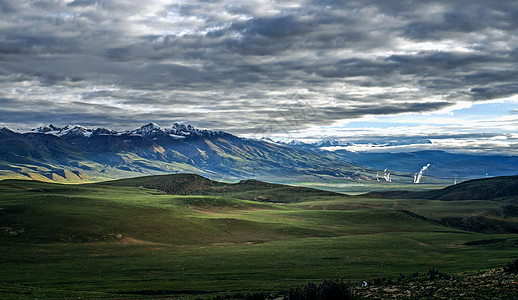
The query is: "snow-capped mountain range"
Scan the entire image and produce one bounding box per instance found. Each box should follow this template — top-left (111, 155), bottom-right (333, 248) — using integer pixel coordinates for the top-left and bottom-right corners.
top-left (30, 123), bottom-right (229, 139)
top-left (2, 123), bottom-right (518, 184)
top-left (1, 122), bottom-right (374, 183)
top-left (26, 123), bottom-right (430, 150)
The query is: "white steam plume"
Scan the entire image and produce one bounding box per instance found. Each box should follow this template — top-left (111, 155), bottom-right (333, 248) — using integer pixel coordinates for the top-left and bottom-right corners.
top-left (383, 169), bottom-right (391, 182)
top-left (413, 163), bottom-right (430, 184)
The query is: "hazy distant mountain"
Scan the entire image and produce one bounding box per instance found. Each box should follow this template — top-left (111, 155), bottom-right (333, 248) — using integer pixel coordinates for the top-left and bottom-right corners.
top-left (285, 137), bottom-right (432, 149)
top-left (319, 149), bottom-right (518, 181)
top-left (281, 137), bottom-right (518, 181)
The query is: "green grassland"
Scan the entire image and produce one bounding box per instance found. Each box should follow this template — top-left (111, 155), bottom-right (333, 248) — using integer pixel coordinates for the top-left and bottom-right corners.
top-left (295, 181), bottom-right (448, 195)
top-left (0, 176), bottom-right (517, 298)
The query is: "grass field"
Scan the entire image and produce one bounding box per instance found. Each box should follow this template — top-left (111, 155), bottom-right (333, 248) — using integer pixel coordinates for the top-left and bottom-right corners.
top-left (295, 181), bottom-right (449, 195)
top-left (0, 176), bottom-right (517, 298)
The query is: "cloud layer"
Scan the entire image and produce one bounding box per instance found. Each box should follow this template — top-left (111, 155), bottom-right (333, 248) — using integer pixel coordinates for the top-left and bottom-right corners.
top-left (1, 0), bottom-right (518, 152)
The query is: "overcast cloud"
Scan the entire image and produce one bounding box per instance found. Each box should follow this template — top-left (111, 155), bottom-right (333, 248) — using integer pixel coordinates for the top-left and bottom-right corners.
top-left (1, 0), bottom-right (518, 152)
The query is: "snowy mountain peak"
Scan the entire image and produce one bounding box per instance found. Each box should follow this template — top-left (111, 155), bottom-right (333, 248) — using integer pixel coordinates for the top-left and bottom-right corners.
top-left (142, 122), bottom-right (161, 130)
top-left (32, 124), bottom-right (94, 137)
top-left (128, 123), bottom-right (205, 138)
top-left (316, 137), bottom-right (346, 147)
top-left (49, 124), bottom-right (60, 131)
top-left (171, 123), bottom-right (193, 134)
top-left (92, 127), bottom-right (118, 136)
top-left (61, 125), bottom-right (93, 137)
top-left (167, 123), bottom-right (230, 138)
top-left (33, 125), bottom-right (57, 134)
top-left (130, 123), bottom-right (164, 137)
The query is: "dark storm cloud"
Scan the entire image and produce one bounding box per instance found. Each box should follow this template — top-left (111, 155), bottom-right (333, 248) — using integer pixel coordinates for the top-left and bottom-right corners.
top-left (310, 58), bottom-right (396, 78)
top-left (401, 2), bottom-right (518, 40)
top-left (0, 0), bottom-right (15, 13)
top-left (471, 83), bottom-right (518, 101)
top-left (0, 0), bottom-right (517, 141)
top-left (0, 34), bottom-right (78, 55)
top-left (318, 102), bottom-right (452, 119)
top-left (67, 0), bottom-right (98, 7)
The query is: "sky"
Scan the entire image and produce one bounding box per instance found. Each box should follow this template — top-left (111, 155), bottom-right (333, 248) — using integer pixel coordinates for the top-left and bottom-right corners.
top-left (1, 0), bottom-right (518, 153)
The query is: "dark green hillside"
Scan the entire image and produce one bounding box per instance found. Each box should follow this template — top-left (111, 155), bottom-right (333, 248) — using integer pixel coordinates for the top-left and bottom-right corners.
top-left (99, 173), bottom-right (222, 195)
top-left (421, 175), bottom-right (518, 201)
top-left (370, 175), bottom-right (518, 202)
top-left (101, 173), bottom-right (343, 203)
top-left (364, 175), bottom-right (518, 234)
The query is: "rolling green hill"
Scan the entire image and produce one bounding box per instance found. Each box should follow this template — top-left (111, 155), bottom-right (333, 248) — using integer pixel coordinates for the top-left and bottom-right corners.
top-left (100, 173), bottom-right (343, 203)
top-left (1, 174), bottom-right (517, 298)
top-left (365, 175), bottom-right (518, 234)
top-left (416, 175), bottom-right (518, 201)
top-left (370, 175), bottom-right (518, 202)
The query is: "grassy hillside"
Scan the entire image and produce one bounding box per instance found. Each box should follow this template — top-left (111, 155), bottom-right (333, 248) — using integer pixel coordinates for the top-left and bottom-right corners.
top-left (418, 175), bottom-right (518, 201)
top-left (363, 175), bottom-right (518, 234)
top-left (370, 175), bottom-right (518, 202)
top-left (0, 176), bottom-right (517, 298)
top-left (101, 173), bottom-right (343, 203)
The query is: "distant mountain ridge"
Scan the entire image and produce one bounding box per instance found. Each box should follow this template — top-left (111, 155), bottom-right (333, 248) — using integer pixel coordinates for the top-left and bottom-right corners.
top-left (2, 123), bottom-right (518, 184)
top-left (281, 137), bottom-right (518, 181)
top-left (30, 122), bottom-right (230, 139)
top-left (0, 123), bottom-right (373, 183)
top-left (285, 137), bottom-right (433, 149)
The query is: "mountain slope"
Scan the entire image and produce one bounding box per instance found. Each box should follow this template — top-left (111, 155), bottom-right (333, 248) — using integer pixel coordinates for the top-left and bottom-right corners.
top-left (0, 124), bottom-right (375, 183)
top-left (2, 123), bottom-right (518, 184)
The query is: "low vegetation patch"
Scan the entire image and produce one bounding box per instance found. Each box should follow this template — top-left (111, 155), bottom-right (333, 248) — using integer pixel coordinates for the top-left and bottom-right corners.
top-left (504, 259), bottom-right (518, 274)
top-left (214, 265), bottom-right (517, 299)
top-left (440, 216), bottom-right (518, 233)
top-left (285, 279), bottom-right (353, 300)
top-left (354, 264), bottom-right (518, 299)
top-left (503, 204), bottom-right (518, 217)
